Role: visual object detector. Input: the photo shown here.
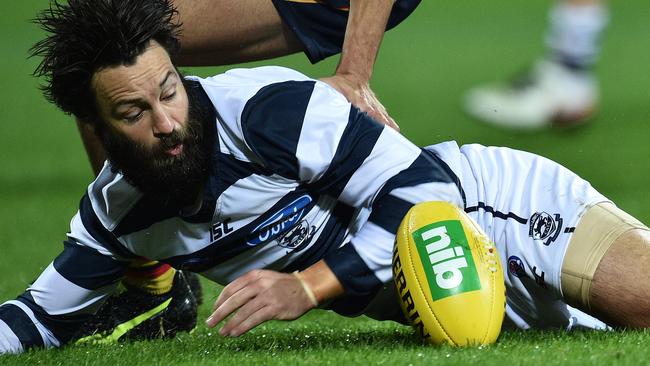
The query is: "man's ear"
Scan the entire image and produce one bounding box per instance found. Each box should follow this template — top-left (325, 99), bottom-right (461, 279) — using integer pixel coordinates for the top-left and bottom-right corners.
top-left (75, 116), bottom-right (100, 136)
top-left (75, 115), bottom-right (108, 176)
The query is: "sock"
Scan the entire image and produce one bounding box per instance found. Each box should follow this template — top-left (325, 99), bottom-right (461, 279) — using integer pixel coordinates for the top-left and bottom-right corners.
top-left (123, 260), bottom-right (176, 295)
top-left (545, 2), bottom-right (609, 71)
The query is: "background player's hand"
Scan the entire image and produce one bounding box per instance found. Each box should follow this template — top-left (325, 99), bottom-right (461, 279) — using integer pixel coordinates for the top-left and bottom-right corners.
top-left (205, 269), bottom-right (316, 337)
top-left (320, 73), bottom-right (400, 132)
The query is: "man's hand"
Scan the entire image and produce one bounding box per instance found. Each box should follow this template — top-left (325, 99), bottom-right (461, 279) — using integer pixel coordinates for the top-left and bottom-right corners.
top-left (320, 73), bottom-right (400, 131)
top-left (321, 0), bottom-right (400, 132)
top-left (205, 269), bottom-right (316, 337)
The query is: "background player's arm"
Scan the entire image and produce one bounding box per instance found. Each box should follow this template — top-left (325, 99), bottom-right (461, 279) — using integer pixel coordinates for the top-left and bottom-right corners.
top-left (175, 0), bottom-right (399, 129)
top-left (172, 0), bottom-right (303, 66)
top-left (320, 0), bottom-right (399, 130)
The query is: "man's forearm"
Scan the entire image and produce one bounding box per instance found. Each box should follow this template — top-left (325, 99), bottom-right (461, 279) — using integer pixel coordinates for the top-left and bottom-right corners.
top-left (336, 0), bottom-right (395, 82)
top-left (296, 259), bottom-right (345, 305)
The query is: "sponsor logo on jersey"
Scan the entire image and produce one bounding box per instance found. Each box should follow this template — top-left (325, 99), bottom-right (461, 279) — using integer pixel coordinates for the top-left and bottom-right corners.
top-left (528, 212), bottom-right (563, 246)
top-left (210, 218), bottom-right (234, 243)
top-left (413, 220), bottom-right (481, 301)
top-left (247, 195), bottom-right (312, 246)
top-left (507, 256), bottom-right (527, 278)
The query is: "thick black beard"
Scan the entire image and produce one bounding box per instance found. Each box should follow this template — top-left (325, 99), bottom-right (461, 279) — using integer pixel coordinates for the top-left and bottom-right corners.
top-left (98, 79), bottom-right (215, 207)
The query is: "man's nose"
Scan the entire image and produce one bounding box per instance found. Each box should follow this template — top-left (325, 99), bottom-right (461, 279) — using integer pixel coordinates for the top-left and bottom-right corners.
top-left (152, 106), bottom-right (174, 137)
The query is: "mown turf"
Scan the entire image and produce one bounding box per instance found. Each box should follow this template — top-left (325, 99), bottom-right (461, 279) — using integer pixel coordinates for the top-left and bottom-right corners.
top-left (3, 313), bottom-right (650, 366)
top-left (1, 1), bottom-right (650, 365)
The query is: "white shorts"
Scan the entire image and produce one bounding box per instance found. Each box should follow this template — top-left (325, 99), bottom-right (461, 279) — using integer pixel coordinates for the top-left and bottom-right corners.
top-left (428, 141), bottom-right (610, 330)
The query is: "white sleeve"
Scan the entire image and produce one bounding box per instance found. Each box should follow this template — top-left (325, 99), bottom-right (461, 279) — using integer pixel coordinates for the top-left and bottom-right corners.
top-left (0, 239), bottom-right (124, 352)
top-left (0, 319), bottom-right (23, 354)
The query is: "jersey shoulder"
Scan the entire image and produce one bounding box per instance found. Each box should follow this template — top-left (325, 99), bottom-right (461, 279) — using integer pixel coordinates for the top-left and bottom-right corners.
top-left (187, 66), bottom-right (313, 108)
top-left (187, 67), bottom-right (315, 160)
top-left (88, 163), bottom-right (143, 231)
top-left (187, 66), bottom-right (347, 124)
top-left (187, 67), bottom-right (347, 166)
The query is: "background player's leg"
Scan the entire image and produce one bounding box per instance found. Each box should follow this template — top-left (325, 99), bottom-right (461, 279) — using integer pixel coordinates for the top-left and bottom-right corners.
top-left (464, 0), bottom-right (608, 129)
top-left (547, 0), bottom-right (608, 71)
top-left (173, 0), bottom-right (304, 66)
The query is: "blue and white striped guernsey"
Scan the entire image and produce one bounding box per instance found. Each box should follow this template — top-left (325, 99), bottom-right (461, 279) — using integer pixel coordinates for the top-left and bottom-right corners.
top-left (0, 66), bottom-right (463, 352)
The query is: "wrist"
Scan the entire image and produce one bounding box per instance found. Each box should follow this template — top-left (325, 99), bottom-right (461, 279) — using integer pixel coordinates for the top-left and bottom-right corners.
top-left (334, 68), bottom-right (371, 87)
top-left (293, 271), bottom-right (318, 306)
top-left (294, 260), bottom-right (345, 305)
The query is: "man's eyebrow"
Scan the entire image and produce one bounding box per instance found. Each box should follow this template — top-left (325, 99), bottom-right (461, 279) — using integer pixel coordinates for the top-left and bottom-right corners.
top-left (160, 70), bottom-right (176, 87)
top-left (113, 98), bottom-right (144, 110)
top-left (112, 71), bottom-right (177, 111)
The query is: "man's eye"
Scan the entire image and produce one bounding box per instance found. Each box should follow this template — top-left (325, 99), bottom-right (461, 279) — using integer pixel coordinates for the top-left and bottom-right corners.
top-left (124, 111), bottom-right (143, 123)
top-left (161, 91), bottom-right (176, 101)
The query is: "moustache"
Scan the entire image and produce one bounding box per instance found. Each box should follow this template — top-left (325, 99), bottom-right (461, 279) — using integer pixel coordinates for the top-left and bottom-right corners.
top-left (158, 128), bottom-right (189, 151)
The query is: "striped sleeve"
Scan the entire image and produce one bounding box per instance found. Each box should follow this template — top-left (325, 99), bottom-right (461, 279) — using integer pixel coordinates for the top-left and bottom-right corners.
top-left (241, 80), bottom-right (463, 300)
top-left (0, 241), bottom-right (125, 353)
top-left (0, 318), bottom-right (24, 354)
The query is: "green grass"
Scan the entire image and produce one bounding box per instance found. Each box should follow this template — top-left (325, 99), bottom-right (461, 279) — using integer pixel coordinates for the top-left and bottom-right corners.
top-left (3, 317), bottom-right (650, 366)
top-left (1, 1), bottom-right (650, 365)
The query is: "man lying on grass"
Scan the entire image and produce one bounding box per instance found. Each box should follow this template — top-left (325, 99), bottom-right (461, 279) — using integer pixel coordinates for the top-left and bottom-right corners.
top-left (2, 0), bottom-right (650, 354)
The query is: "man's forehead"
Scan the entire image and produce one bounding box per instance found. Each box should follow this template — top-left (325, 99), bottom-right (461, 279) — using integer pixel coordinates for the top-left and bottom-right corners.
top-left (91, 42), bottom-right (176, 102)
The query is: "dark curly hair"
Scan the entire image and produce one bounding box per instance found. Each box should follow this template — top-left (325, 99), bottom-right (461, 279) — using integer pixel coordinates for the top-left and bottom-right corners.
top-left (31, 0), bottom-right (182, 123)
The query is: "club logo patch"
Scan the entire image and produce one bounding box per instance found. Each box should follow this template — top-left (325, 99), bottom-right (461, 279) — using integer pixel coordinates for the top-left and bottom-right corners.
top-left (277, 220), bottom-right (316, 251)
top-left (507, 256), bottom-right (526, 278)
top-left (528, 212), bottom-right (563, 246)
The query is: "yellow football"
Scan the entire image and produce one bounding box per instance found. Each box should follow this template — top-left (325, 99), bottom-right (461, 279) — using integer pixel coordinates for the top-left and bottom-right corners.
top-left (393, 201), bottom-right (505, 346)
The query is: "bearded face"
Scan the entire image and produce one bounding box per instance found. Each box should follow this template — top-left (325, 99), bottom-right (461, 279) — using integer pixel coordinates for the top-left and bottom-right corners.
top-left (90, 42), bottom-right (217, 207)
top-left (97, 79), bottom-right (215, 206)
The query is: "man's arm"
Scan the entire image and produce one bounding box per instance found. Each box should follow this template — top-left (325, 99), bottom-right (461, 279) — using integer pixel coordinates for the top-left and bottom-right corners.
top-left (204, 77), bottom-right (460, 336)
top-left (173, 0), bottom-right (303, 66)
top-left (320, 0), bottom-right (400, 130)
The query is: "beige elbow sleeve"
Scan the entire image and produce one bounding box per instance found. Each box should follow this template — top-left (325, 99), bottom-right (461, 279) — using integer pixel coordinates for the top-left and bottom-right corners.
top-left (561, 202), bottom-right (649, 311)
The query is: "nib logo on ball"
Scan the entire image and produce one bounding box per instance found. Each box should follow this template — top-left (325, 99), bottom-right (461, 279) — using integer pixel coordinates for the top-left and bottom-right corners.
top-left (413, 221), bottom-right (481, 301)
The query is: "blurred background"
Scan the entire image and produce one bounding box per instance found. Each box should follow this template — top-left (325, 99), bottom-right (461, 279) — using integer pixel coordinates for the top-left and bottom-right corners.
top-left (1, 1), bottom-right (649, 300)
